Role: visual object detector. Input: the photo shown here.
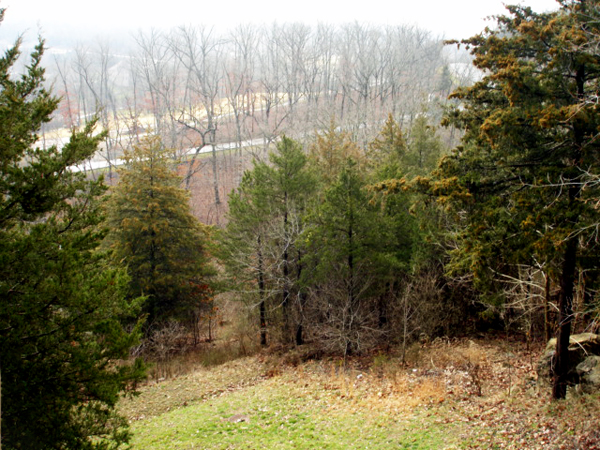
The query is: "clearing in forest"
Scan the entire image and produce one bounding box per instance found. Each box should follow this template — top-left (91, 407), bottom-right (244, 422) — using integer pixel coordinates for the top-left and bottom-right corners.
top-left (121, 339), bottom-right (600, 449)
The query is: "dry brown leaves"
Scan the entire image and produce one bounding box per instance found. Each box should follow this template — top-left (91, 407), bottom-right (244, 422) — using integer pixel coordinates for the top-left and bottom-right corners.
top-left (120, 338), bottom-right (600, 449)
top-left (414, 338), bottom-right (600, 450)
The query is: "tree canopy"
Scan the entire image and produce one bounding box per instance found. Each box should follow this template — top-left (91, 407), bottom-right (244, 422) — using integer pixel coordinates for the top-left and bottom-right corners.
top-left (436, 0), bottom-right (600, 399)
top-left (105, 135), bottom-right (213, 326)
top-left (0, 18), bottom-right (145, 449)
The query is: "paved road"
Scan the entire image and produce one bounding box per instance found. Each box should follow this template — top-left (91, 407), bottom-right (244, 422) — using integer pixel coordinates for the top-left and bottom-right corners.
top-left (69, 138), bottom-right (267, 173)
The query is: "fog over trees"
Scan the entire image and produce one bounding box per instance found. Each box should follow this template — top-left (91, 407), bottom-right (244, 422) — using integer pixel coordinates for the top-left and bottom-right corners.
top-left (41, 22), bottom-right (471, 169)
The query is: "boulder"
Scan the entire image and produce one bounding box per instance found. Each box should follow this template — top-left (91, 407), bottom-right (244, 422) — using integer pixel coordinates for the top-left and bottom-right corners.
top-left (576, 355), bottom-right (600, 394)
top-left (537, 333), bottom-right (600, 384)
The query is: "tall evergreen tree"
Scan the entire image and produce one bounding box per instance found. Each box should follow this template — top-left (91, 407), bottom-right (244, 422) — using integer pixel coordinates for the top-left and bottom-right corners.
top-left (292, 118), bottom-right (417, 353)
top-left (436, 1), bottom-right (600, 399)
top-left (0, 22), bottom-right (145, 450)
top-left (105, 135), bottom-right (212, 325)
top-left (219, 169), bottom-right (273, 347)
top-left (367, 113), bottom-right (407, 174)
top-left (309, 118), bottom-right (364, 183)
top-left (302, 158), bottom-right (412, 354)
top-left (256, 136), bottom-right (317, 344)
top-left (220, 136), bottom-right (316, 345)
top-left (367, 117), bottom-right (418, 329)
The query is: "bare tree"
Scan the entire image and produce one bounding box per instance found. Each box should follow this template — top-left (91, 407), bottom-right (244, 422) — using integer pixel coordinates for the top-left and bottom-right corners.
top-left (223, 24), bottom-right (258, 182)
top-left (254, 25), bottom-right (290, 149)
top-left (170, 25), bottom-right (225, 221)
top-left (133, 29), bottom-right (185, 148)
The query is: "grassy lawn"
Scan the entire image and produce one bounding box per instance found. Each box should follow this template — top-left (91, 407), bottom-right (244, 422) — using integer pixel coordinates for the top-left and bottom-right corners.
top-left (130, 380), bottom-right (454, 449)
top-left (129, 371), bottom-right (455, 449)
top-left (122, 340), bottom-right (600, 450)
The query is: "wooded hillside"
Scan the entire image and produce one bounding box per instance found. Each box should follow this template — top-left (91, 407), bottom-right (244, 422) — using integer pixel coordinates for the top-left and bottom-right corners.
top-left (2, 2), bottom-right (600, 449)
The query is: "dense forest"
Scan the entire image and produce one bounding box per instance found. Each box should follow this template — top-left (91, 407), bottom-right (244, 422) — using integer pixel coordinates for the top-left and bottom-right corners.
top-left (2, 1), bottom-right (600, 449)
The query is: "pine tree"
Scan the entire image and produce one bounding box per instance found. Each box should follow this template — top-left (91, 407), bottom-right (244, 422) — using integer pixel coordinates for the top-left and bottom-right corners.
top-left (302, 159), bottom-right (405, 354)
top-left (0, 23), bottom-right (145, 450)
top-left (367, 113), bottom-right (407, 170)
top-left (292, 118), bottom-right (419, 354)
top-left (309, 118), bottom-right (364, 183)
top-left (406, 114), bottom-right (443, 175)
top-left (219, 136), bottom-right (316, 345)
top-left (105, 135), bottom-right (212, 325)
top-left (219, 170), bottom-right (272, 346)
top-left (367, 117), bottom-right (418, 329)
top-left (437, 2), bottom-right (600, 399)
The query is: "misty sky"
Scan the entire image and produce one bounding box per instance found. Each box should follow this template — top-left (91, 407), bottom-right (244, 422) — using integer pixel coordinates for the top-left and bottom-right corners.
top-left (3, 0), bottom-right (560, 45)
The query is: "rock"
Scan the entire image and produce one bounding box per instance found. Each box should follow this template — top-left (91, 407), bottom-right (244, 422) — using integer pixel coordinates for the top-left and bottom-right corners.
top-left (225, 414), bottom-right (250, 423)
top-left (576, 355), bottom-right (600, 394)
top-left (537, 333), bottom-right (600, 384)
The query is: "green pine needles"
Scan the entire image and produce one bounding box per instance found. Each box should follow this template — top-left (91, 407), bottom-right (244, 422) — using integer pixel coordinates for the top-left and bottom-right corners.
top-left (0, 17), bottom-right (146, 450)
top-left (105, 135), bottom-right (213, 326)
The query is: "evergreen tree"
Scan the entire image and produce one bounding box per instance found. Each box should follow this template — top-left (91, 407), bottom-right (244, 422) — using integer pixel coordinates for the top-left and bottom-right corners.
top-left (437, 2), bottom-right (600, 399)
top-left (219, 169), bottom-right (272, 346)
top-left (367, 113), bottom-right (407, 174)
top-left (219, 136), bottom-right (316, 345)
top-left (0, 25), bottom-right (145, 450)
top-left (370, 116), bottom-right (467, 341)
top-left (367, 117), bottom-right (419, 329)
top-left (406, 114), bottom-right (444, 175)
top-left (309, 118), bottom-right (364, 183)
top-left (257, 137), bottom-right (316, 344)
top-left (367, 112), bottom-right (444, 178)
top-left (302, 158), bottom-right (413, 353)
top-left (105, 135), bottom-right (212, 325)
top-left (287, 118), bottom-right (419, 354)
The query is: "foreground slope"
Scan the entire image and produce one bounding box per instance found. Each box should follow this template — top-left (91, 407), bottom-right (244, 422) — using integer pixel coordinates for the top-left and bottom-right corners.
top-left (121, 340), bottom-right (600, 449)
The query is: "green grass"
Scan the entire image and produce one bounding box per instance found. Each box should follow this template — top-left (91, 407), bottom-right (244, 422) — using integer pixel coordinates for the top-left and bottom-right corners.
top-left (123, 340), bottom-right (600, 450)
top-left (129, 374), bottom-right (456, 449)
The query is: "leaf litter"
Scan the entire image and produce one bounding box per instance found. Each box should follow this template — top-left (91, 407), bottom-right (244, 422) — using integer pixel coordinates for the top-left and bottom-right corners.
top-left (122, 339), bottom-right (600, 449)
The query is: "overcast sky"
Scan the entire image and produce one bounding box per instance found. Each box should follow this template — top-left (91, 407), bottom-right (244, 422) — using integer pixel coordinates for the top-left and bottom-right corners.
top-left (3, 0), bottom-right (561, 46)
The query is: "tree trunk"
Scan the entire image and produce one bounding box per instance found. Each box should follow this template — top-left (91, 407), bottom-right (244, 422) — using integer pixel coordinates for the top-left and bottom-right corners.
top-left (258, 239), bottom-right (267, 347)
top-left (552, 54), bottom-right (586, 400)
top-left (295, 253), bottom-right (307, 346)
top-left (552, 60), bottom-right (586, 400)
top-left (260, 299), bottom-right (267, 347)
top-left (211, 144), bottom-right (221, 206)
top-left (545, 274), bottom-right (551, 343)
top-left (295, 324), bottom-right (303, 346)
top-left (184, 146), bottom-right (202, 190)
top-left (378, 283), bottom-right (389, 329)
top-left (552, 234), bottom-right (577, 399)
top-left (281, 199), bottom-right (291, 344)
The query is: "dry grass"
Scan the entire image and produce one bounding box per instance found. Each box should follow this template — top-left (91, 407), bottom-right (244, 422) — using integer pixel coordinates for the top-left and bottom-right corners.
top-left (123, 338), bottom-right (600, 449)
top-left (119, 356), bottom-right (267, 421)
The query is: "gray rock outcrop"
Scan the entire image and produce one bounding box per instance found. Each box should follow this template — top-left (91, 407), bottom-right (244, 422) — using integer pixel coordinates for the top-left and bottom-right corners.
top-left (537, 333), bottom-right (600, 392)
top-left (576, 355), bottom-right (600, 394)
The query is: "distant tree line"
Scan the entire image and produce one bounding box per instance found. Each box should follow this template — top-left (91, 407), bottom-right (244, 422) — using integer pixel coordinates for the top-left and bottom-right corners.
top-left (48, 23), bottom-right (468, 169)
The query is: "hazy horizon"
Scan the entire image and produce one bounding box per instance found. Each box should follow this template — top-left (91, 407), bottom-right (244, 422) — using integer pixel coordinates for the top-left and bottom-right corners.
top-left (3, 0), bottom-right (560, 49)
